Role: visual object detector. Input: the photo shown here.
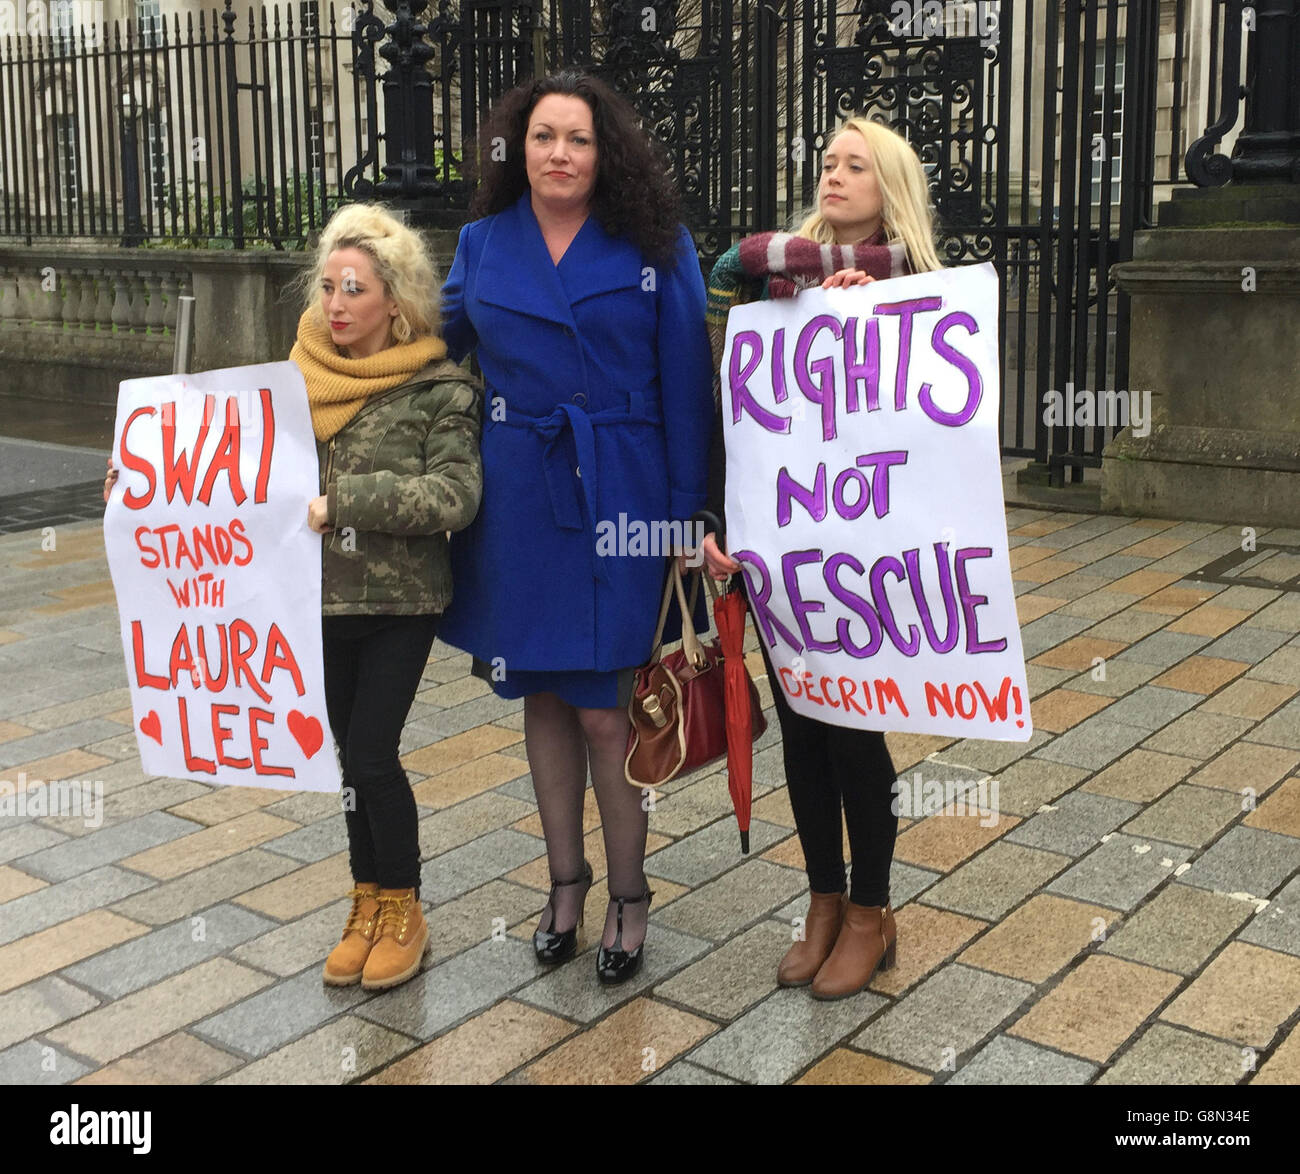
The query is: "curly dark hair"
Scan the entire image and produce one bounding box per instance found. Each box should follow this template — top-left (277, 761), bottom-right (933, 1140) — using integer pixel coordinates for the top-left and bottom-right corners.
top-left (467, 70), bottom-right (686, 268)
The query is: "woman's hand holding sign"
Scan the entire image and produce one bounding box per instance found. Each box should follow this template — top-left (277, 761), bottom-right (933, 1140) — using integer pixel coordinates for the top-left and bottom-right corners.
top-left (307, 495), bottom-right (333, 534)
top-left (822, 269), bottom-right (877, 289)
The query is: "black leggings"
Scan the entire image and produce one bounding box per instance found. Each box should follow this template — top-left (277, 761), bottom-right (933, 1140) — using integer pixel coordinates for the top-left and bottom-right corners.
top-left (322, 613), bottom-right (439, 893)
top-left (757, 640), bottom-right (899, 906)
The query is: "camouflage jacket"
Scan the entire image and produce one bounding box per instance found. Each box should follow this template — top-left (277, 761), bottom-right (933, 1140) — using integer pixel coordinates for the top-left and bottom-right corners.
top-left (318, 359), bottom-right (483, 615)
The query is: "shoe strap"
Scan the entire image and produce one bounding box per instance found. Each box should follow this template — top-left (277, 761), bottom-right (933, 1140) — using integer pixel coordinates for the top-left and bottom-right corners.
top-left (607, 888), bottom-right (654, 951)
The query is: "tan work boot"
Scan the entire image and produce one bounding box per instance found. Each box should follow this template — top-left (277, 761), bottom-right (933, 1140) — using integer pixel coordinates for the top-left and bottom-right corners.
top-left (810, 902), bottom-right (897, 1000)
top-left (322, 883), bottom-right (381, 987)
top-left (777, 890), bottom-right (847, 987)
top-left (361, 888), bottom-right (429, 991)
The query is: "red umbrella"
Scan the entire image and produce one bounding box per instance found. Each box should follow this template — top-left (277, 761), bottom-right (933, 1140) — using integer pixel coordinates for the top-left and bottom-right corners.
top-left (711, 576), bottom-right (766, 853)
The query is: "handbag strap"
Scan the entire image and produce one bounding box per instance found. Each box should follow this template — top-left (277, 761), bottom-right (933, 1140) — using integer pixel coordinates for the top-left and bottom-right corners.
top-left (648, 560), bottom-right (717, 668)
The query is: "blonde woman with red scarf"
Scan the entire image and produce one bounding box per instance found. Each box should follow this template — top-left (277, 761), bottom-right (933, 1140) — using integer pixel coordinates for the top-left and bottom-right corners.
top-left (694, 117), bottom-right (944, 999)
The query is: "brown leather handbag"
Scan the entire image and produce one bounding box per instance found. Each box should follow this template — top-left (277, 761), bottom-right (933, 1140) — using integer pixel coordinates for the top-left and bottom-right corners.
top-left (624, 562), bottom-right (766, 788)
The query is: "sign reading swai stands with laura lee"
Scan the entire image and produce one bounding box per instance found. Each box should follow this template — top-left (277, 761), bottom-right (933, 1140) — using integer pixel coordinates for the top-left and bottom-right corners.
top-left (723, 262), bottom-right (1032, 740)
top-left (104, 361), bottom-right (341, 790)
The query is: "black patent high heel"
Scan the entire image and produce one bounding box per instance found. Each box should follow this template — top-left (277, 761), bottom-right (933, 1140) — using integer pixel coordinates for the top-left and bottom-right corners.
top-left (596, 886), bottom-right (655, 985)
top-left (533, 859), bottom-right (593, 964)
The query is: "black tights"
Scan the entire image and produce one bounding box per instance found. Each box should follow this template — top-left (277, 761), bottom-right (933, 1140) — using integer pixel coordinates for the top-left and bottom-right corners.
top-left (322, 613), bottom-right (439, 894)
top-left (759, 641), bottom-right (899, 906)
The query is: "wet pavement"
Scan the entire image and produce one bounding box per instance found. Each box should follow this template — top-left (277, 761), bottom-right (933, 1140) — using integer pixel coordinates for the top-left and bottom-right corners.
top-left (0, 430), bottom-right (1298, 1085)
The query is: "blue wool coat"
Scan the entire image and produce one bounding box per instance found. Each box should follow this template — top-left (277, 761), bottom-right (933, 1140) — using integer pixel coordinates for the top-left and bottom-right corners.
top-left (438, 192), bottom-right (713, 671)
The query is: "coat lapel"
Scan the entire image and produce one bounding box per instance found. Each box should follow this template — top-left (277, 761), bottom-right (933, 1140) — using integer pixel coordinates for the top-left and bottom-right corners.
top-left (477, 194), bottom-right (575, 327)
top-left (556, 214), bottom-right (643, 304)
top-left (476, 193), bottom-right (643, 322)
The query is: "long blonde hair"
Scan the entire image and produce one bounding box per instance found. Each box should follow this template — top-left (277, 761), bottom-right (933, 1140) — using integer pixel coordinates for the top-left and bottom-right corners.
top-left (796, 117), bottom-right (943, 274)
top-left (292, 202), bottom-right (440, 344)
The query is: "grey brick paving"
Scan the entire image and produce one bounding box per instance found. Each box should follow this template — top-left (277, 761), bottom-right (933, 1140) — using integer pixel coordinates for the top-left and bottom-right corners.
top-left (648, 1060), bottom-right (741, 1085)
top-left (1098, 1024), bottom-right (1246, 1085)
top-left (1004, 791), bottom-right (1143, 857)
top-left (1176, 827), bottom-right (1300, 898)
top-left (193, 966), bottom-right (377, 1059)
top-left (216, 1015), bottom-right (418, 1085)
top-left (852, 964), bottom-right (1034, 1072)
top-left (688, 986), bottom-right (887, 1084)
top-left (1238, 874), bottom-right (1300, 958)
top-left (654, 920), bottom-right (790, 1020)
top-left (0, 865), bottom-right (156, 947)
top-left (0, 1039), bottom-right (92, 1085)
top-left (259, 814), bottom-right (349, 864)
top-left (644, 818), bottom-right (789, 887)
top-left (514, 924), bottom-right (711, 1024)
top-left (61, 903), bottom-right (278, 998)
top-left (1064, 660), bottom-right (1163, 698)
top-left (417, 791), bottom-right (535, 860)
top-left (1018, 614), bottom-right (1095, 660)
top-left (1047, 834), bottom-right (1194, 912)
top-left (653, 858), bottom-right (814, 943)
top-left (1246, 698), bottom-right (1300, 750)
top-left (4, 508), bottom-right (1297, 1086)
top-left (261, 790), bottom-right (345, 825)
top-left (107, 850), bottom-right (299, 927)
top-left (1100, 884), bottom-right (1252, 974)
top-left (929, 730), bottom-right (1051, 774)
top-left (0, 719), bottom-right (130, 768)
top-left (15, 811), bottom-right (198, 882)
top-left (354, 937), bottom-right (541, 1040)
top-left (1201, 626), bottom-right (1292, 665)
top-left (921, 843), bottom-right (1071, 921)
top-left (1142, 711), bottom-right (1254, 760)
top-left (1099, 686), bottom-right (1203, 731)
top-left (229, 898), bottom-right (353, 978)
top-left (0, 976), bottom-right (101, 1052)
top-left (1030, 716), bottom-right (1151, 771)
top-left (947, 1034), bottom-right (1097, 1085)
top-left (418, 827), bottom-right (545, 905)
top-left (0, 822), bottom-right (68, 863)
top-left (1121, 784), bottom-right (1245, 848)
top-left (1116, 631), bottom-right (1214, 668)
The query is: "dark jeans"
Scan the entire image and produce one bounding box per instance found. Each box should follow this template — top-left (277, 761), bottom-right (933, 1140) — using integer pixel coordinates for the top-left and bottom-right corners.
top-left (757, 640), bottom-right (899, 907)
top-left (322, 613), bottom-right (439, 893)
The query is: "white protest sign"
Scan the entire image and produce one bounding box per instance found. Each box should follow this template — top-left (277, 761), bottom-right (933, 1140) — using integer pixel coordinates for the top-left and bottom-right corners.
top-left (104, 361), bottom-right (340, 790)
top-left (724, 261), bottom-right (1032, 740)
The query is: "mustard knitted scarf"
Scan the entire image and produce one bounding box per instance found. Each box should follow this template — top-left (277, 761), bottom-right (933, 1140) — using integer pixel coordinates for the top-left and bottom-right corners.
top-left (290, 308), bottom-right (448, 441)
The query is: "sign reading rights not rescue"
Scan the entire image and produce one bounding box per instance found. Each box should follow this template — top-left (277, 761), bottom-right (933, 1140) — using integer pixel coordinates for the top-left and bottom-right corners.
top-left (104, 361), bottom-right (340, 790)
top-left (723, 262), bottom-right (1032, 740)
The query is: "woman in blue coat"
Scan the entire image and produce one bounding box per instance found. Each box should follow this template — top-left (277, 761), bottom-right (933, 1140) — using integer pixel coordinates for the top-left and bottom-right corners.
top-left (439, 71), bottom-right (713, 982)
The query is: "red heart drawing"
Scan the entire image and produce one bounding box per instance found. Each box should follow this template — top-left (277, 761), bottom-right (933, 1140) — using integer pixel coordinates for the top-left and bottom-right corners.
top-left (288, 710), bottom-right (324, 759)
top-left (140, 710), bottom-right (163, 745)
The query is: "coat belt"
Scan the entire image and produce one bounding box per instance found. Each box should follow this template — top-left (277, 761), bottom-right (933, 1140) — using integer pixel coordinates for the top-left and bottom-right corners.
top-left (497, 400), bottom-right (655, 584)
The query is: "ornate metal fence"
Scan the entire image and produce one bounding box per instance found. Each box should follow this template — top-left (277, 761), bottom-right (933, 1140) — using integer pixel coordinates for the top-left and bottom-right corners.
top-left (0, 0), bottom-right (1236, 470)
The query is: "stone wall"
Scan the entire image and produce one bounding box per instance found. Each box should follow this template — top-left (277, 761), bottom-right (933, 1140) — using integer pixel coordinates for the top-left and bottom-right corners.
top-left (0, 232), bottom-right (461, 406)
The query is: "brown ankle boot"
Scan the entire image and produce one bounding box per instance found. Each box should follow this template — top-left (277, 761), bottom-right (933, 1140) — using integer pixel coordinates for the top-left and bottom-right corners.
top-left (361, 888), bottom-right (429, 991)
top-left (322, 883), bottom-right (381, 986)
top-left (810, 902), bottom-right (897, 1000)
top-left (777, 890), bottom-right (847, 987)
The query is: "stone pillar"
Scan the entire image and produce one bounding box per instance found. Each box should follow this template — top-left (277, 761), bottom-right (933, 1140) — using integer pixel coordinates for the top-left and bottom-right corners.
top-left (1102, 0), bottom-right (1300, 528)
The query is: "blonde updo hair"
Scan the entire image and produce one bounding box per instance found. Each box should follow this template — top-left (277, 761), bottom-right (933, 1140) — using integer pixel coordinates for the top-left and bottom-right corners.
top-left (294, 202), bottom-right (440, 345)
top-left (796, 116), bottom-right (944, 274)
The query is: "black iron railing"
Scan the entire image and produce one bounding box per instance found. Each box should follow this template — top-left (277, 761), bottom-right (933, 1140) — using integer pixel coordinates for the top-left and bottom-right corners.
top-left (4, 0), bottom-right (1283, 470)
